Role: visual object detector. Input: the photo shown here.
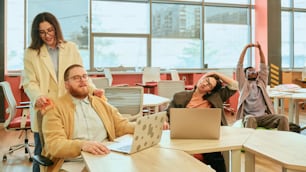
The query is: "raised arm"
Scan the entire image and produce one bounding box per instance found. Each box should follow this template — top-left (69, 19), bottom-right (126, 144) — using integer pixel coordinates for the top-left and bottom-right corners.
top-left (238, 43), bottom-right (255, 65)
top-left (204, 71), bottom-right (238, 90)
top-left (255, 42), bottom-right (266, 64)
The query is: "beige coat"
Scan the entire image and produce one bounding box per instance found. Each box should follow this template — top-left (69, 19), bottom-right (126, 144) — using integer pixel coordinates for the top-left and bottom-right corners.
top-left (23, 41), bottom-right (84, 132)
top-left (41, 94), bottom-right (135, 172)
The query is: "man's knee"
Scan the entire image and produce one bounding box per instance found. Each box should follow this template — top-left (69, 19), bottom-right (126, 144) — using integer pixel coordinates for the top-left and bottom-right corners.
top-left (278, 115), bottom-right (289, 131)
top-left (244, 116), bottom-right (257, 129)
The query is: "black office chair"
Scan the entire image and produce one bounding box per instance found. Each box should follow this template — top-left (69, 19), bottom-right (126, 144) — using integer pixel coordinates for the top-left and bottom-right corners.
top-left (32, 110), bottom-right (54, 166)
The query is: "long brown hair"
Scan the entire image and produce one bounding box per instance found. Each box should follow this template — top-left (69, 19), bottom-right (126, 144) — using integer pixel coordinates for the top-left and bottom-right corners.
top-left (28, 12), bottom-right (66, 54)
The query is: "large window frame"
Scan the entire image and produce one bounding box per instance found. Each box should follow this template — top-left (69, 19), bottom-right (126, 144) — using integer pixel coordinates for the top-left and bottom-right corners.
top-left (6, 0), bottom-right (255, 72)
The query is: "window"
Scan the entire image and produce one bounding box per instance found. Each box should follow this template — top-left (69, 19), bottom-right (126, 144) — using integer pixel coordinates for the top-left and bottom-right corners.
top-left (7, 0), bottom-right (24, 71)
top-left (92, 1), bottom-right (149, 69)
top-left (204, 6), bottom-right (250, 68)
top-left (152, 3), bottom-right (202, 68)
top-left (282, 1), bottom-right (306, 69)
top-left (93, 37), bottom-right (147, 68)
top-left (281, 11), bottom-right (291, 68)
top-left (293, 12), bottom-right (306, 68)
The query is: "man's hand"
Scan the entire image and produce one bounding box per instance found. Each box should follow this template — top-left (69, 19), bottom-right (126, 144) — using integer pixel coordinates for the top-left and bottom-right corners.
top-left (81, 141), bottom-right (110, 155)
top-left (163, 121), bottom-right (170, 130)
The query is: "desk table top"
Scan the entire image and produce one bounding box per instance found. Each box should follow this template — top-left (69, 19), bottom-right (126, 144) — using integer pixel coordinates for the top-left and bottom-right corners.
top-left (159, 126), bottom-right (254, 154)
top-left (243, 130), bottom-right (306, 171)
top-left (143, 93), bottom-right (170, 107)
top-left (82, 147), bottom-right (215, 172)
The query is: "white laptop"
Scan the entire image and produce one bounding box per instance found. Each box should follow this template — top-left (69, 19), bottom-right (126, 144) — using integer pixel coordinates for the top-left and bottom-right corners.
top-left (107, 111), bottom-right (166, 154)
top-left (170, 108), bottom-right (221, 139)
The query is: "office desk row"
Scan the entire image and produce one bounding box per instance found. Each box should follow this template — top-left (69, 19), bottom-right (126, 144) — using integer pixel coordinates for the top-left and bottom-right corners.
top-left (82, 127), bottom-right (306, 172)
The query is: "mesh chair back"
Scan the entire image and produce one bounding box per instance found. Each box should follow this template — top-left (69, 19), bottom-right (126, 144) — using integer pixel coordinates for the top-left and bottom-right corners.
top-left (105, 87), bottom-right (144, 121)
top-left (91, 77), bottom-right (110, 89)
top-left (157, 80), bottom-right (185, 99)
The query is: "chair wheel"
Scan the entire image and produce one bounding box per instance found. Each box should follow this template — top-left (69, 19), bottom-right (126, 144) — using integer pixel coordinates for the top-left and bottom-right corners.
top-left (3, 155), bottom-right (7, 161)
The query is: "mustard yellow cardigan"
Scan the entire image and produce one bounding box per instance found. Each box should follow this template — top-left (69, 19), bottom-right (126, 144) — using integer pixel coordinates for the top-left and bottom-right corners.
top-left (41, 94), bottom-right (135, 172)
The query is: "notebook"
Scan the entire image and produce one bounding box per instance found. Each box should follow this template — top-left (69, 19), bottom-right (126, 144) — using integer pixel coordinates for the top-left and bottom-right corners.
top-left (170, 108), bottom-right (221, 139)
top-left (107, 111), bottom-right (166, 154)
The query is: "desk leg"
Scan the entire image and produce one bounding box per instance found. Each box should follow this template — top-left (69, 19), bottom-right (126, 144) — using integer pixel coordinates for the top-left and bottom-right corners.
top-left (294, 101), bottom-right (300, 124)
top-left (280, 99), bottom-right (285, 114)
top-left (288, 99), bottom-right (294, 123)
top-left (245, 151), bottom-right (255, 172)
top-left (274, 97), bottom-right (279, 114)
top-left (222, 150), bottom-right (241, 172)
top-left (231, 150), bottom-right (241, 172)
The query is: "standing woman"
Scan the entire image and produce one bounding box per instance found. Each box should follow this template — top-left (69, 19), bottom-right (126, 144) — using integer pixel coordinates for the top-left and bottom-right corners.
top-left (22, 12), bottom-right (103, 172)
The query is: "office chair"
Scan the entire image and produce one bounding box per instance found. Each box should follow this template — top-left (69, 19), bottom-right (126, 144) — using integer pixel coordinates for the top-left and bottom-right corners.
top-left (157, 80), bottom-right (185, 99)
top-left (170, 70), bottom-right (194, 90)
top-left (32, 111), bottom-right (54, 167)
top-left (91, 77), bottom-right (110, 89)
top-left (136, 67), bottom-right (160, 94)
top-left (104, 68), bottom-right (129, 87)
top-left (104, 87), bottom-right (144, 121)
top-left (0, 81), bottom-right (33, 161)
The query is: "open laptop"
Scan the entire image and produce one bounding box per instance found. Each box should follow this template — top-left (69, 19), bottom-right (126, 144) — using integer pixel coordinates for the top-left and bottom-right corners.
top-left (170, 108), bottom-right (221, 139)
top-left (107, 111), bottom-right (166, 154)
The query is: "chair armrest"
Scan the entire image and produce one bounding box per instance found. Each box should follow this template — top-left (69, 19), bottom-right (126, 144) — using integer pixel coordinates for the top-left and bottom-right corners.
top-left (20, 101), bottom-right (31, 105)
top-left (33, 155), bottom-right (54, 166)
top-left (16, 105), bottom-right (30, 109)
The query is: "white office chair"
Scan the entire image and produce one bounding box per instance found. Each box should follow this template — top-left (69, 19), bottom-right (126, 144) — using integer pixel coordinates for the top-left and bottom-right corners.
top-left (0, 81), bottom-right (33, 161)
top-left (170, 70), bottom-right (180, 81)
top-left (157, 80), bottom-right (185, 99)
top-left (136, 67), bottom-right (160, 94)
top-left (142, 67), bottom-right (160, 84)
top-left (170, 69), bottom-right (194, 90)
top-left (104, 68), bottom-right (128, 87)
top-left (104, 87), bottom-right (144, 121)
top-left (91, 77), bottom-right (110, 89)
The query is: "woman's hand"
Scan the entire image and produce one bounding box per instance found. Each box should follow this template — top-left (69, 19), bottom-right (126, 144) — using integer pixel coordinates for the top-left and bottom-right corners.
top-left (93, 89), bottom-right (105, 98)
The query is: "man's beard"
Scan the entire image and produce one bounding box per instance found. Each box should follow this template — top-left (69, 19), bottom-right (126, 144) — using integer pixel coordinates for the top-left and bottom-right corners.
top-left (69, 87), bottom-right (88, 99)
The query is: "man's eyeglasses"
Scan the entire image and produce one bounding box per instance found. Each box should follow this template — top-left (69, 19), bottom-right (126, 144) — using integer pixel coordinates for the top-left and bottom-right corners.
top-left (39, 27), bottom-right (55, 37)
top-left (67, 74), bottom-right (88, 82)
top-left (246, 70), bottom-right (257, 75)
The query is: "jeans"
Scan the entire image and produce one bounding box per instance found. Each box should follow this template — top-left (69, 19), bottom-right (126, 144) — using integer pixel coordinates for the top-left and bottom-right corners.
top-left (33, 132), bottom-right (42, 172)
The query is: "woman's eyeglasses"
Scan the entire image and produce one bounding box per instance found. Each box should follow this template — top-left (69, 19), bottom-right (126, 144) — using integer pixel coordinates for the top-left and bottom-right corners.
top-left (200, 77), bottom-right (213, 89)
top-left (39, 27), bottom-right (55, 37)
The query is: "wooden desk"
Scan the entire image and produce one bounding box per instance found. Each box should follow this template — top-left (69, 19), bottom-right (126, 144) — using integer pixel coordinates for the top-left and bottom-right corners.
top-left (268, 88), bottom-right (306, 124)
top-left (143, 94), bottom-right (170, 114)
top-left (159, 126), bottom-right (254, 172)
top-left (243, 130), bottom-right (306, 172)
top-left (81, 147), bottom-right (215, 172)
